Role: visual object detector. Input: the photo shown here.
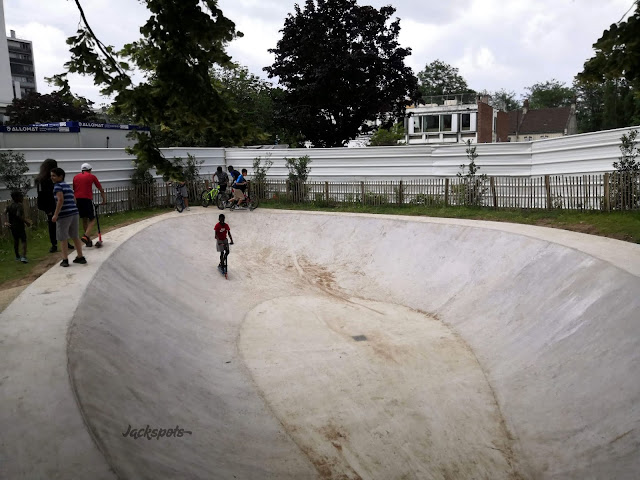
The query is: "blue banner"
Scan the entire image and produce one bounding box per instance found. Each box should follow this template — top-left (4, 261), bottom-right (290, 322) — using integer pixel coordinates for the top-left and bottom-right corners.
top-left (0, 125), bottom-right (80, 133)
top-left (78, 122), bottom-right (149, 131)
top-left (27, 121), bottom-right (149, 131)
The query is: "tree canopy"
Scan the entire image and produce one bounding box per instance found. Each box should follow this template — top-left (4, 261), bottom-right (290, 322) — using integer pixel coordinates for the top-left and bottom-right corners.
top-left (576, 4), bottom-right (640, 132)
top-left (524, 79), bottom-right (575, 109)
top-left (579, 3), bottom-right (640, 88)
top-left (490, 89), bottom-right (521, 111)
top-left (264, 0), bottom-right (418, 147)
top-left (52, 0), bottom-right (245, 179)
top-left (5, 91), bottom-right (97, 125)
top-left (417, 60), bottom-right (472, 100)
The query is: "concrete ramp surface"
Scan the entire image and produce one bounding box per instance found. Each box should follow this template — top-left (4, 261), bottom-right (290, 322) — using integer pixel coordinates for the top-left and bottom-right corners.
top-left (1, 210), bottom-right (639, 479)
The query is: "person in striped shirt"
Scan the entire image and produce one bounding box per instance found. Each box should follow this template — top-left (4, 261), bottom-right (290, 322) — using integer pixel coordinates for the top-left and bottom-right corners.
top-left (51, 167), bottom-right (86, 267)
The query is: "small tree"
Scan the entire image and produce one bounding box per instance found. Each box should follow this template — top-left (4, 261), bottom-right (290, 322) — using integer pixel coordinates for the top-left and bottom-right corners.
top-left (252, 153), bottom-right (273, 199)
top-left (130, 159), bottom-right (156, 208)
top-left (611, 129), bottom-right (639, 209)
top-left (456, 140), bottom-right (488, 206)
top-left (369, 123), bottom-right (405, 146)
top-left (0, 151), bottom-right (31, 195)
top-left (285, 155), bottom-right (311, 202)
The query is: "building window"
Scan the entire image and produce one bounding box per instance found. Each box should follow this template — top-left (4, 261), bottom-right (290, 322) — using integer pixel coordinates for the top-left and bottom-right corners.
top-left (425, 115), bottom-right (439, 132)
top-left (461, 113), bottom-right (471, 131)
top-left (440, 114), bottom-right (452, 132)
top-left (412, 116), bottom-right (422, 133)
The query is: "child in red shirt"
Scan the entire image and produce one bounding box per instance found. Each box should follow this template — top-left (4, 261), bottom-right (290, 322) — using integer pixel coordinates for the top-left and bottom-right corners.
top-left (214, 214), bottom-right (234, 270)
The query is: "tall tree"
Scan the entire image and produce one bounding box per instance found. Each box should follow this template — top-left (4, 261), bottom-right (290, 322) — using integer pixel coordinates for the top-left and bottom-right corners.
top-left (417, 60), bottom-right (472, 100)
top-left (265, 0), bottom-right (418, 148)
top-left (5, 91), bottom-right (97, 125)
top-left (50, 0), bottom-right (244, 179)
top-left (580, 3), bottom-right (640, 89)
top-left (490, 89), bottom-right (521, 111)
top-left (524, 79), bottom-right (575, 109)
top-left (573, 77), bottom-right (605, 133)
top-left (577, 3), bottom-right (640, 132)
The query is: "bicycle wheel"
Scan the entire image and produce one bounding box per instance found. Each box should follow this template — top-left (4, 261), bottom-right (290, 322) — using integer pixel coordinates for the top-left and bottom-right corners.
top-left (200, 190), bottom-right (210, 207)
top-left (217, 192), bottom-right (226, 210)
top-left (249, 196), bottom-right (259, 211)
top-left (175, 195), bottom-right (185, 212)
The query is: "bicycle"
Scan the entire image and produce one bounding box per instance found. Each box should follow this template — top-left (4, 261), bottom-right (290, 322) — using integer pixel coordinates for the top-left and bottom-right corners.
top-left (200, 184), bottom-right (229, 210)
top-left (217, 240), bottom-right (233, 279)
top-left (228, 184), bottom-right (259, 211)
top-left (171, 183), bottom-right (186, 212)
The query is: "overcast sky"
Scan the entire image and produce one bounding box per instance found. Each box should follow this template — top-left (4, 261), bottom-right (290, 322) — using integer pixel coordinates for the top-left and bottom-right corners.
top-left (4, 0), bottom-right (635, 106)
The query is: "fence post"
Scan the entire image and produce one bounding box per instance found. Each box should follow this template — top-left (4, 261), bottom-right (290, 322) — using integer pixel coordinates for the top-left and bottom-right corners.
top-left (544, 175), bottom-right (552, 210)
top-left (490, 177), bottom-right (497, 209)
top-left (444, 178), bottom-right (449, 207)
top-left (398, 180), bottom-right (404, 205)
top-left (286, 180), bottom-right (291, 202)
top-left (360, 181), bottom-right (365, 205)
top-left (604, 173), bottom-right (610, 212)
top-left (324, 181), bottom-right (329, 203)
top-left (127, 187), bottom-right (133, 211)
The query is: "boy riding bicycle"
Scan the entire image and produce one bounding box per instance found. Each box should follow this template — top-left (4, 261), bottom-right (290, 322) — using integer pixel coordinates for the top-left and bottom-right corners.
top-left (214, 213), bottom-right (234, 271)
top-left (228, 168), bottom-right (248, 208)
top-left (213, 166), bottom-right (229, 193)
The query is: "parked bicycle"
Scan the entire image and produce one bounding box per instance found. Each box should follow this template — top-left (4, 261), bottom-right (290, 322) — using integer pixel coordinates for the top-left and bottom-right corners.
top-left (200, 184), bottom-right (229, 210)
top-left (169, 182), bottom-right (186, 212)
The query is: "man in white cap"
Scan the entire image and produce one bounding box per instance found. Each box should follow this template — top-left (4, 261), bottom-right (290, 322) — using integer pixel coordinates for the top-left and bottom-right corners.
top-left (72, 163), bottom-right (107, 247)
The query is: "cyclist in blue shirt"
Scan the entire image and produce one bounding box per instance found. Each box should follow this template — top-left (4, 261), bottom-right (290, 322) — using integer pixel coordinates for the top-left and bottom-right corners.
top-left (228, 166), bottom-right (247, 208)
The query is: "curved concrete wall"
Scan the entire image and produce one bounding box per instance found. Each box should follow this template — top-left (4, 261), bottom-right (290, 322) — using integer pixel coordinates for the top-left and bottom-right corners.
top-left (1, 210), bottom-right (639, 479)
top-left (64, 211), bottom-right (640, 479)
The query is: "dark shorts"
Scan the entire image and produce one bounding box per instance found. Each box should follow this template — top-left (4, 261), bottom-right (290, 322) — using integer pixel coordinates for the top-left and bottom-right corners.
top-left (11, 227), bottom-right (26, 242)
top-left (76, 198), bottom-right (95, 219)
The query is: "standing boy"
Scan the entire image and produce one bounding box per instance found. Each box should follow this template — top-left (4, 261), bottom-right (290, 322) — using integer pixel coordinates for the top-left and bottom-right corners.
top-left (73, 163), bottom-right (106, 247)
top-left (51, 167), bottom-right (86, 267)
top-left (214, 214), bottom-right (234, 272)
top-left (4, 191), bottom-right (32, 263)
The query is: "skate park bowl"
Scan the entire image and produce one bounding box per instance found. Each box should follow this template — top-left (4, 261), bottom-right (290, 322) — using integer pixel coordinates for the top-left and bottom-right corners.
top-left (1, 209), bottom-right (639, 479)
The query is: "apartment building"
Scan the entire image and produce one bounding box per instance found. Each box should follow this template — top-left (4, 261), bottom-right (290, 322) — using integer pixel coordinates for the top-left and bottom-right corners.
top-left (7, 29), bottom-right (36, 99)
top-left (405, 93), bottom-right (509, 145)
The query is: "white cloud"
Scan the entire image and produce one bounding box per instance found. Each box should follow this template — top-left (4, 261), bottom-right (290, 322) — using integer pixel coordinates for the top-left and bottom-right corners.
top-left (4, 0), bottom-right (635, 103)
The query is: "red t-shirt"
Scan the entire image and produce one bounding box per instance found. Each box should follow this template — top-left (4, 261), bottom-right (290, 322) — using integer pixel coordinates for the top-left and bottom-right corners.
top-left (73, 172), bottom-right (102, 199)
top-left (214, 222), bottom-right (230, 241)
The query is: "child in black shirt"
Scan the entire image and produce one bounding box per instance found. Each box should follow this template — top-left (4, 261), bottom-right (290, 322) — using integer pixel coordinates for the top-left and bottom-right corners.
top-left (4, 191), bottom-right (32, 263)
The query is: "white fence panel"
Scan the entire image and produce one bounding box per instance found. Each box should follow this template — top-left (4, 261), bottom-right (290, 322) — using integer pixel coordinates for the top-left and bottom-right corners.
top-left (0, 126), bottom-right (637, 200)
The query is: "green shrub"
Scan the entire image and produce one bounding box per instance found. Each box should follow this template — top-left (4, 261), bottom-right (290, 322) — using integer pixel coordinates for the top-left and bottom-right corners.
top-left (0, 151), bottom-right (30, 194)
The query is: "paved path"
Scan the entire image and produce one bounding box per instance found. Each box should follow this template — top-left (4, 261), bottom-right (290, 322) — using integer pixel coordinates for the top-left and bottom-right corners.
top-left (1, 210), bottom-right (639, 479)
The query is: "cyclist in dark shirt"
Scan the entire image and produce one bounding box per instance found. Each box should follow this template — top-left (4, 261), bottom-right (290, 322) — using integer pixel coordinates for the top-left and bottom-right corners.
top-left (213, 166), bottom-right (229, 193)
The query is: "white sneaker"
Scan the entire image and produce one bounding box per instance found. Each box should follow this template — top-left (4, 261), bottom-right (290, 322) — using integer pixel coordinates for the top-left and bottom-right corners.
top-left (187, 207), bottom-right (191, 210)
